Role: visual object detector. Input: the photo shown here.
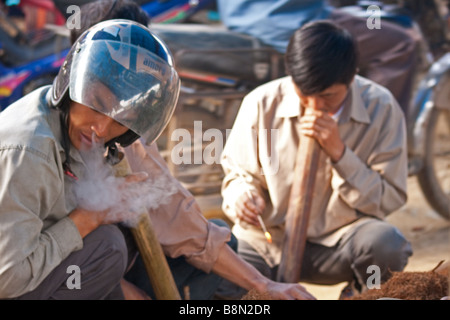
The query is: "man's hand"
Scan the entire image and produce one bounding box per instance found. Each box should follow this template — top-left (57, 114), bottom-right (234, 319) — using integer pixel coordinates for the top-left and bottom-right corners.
top-left (235, 190), bottom-right (266, 226)
top-left (299, 109), bottom-right (345, 162)
top-left (262, 280), bottom-right (316, 300)
top-left (212, 244), bottom-right (316, 300)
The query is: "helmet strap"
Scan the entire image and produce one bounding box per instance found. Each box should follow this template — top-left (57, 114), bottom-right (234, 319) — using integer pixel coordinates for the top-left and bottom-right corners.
top-left (114, 129), bottom-right (140, 148)
top-left (59, 105), bottom-right (76, 177)
top-left (105, 141), bottom-right (121, 165)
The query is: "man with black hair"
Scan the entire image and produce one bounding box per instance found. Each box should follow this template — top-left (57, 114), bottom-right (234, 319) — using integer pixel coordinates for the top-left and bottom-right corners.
top-left (218, 20), bottom-right (413, 299)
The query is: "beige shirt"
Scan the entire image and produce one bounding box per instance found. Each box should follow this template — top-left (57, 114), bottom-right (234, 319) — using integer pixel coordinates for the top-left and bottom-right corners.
top-left (221, 76), bottom-right (408, 267)
top-left (0, 87), bottom-right (230, 298)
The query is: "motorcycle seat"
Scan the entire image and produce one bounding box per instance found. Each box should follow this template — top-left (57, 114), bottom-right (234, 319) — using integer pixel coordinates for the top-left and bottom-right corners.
top-left (151, 24), bottom-right (284, 86)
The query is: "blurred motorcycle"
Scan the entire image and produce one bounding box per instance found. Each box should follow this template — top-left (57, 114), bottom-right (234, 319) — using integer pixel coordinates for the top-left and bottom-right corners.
top-left (0, 0), bottom-right (68, 110)
top-left (0, 0), bottom-right (216, 110)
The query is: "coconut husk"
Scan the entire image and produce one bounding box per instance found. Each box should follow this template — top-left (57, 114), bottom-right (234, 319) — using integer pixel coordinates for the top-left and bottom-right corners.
top-left (347, 261), bottom-right (449, 300)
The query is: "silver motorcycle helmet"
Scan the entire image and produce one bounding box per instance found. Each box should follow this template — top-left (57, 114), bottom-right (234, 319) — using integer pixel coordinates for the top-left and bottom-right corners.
top-left (51, 19), bottom-right (180, 146)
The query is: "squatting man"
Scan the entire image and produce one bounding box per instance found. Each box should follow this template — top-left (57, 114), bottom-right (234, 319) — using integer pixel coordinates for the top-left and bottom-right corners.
top-left (216, 20), bottom-right (413, 299)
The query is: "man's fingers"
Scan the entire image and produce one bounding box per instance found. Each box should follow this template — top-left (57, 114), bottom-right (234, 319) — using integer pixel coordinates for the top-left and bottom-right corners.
top-left (236, 203), bottom-right (260, 226)
top-left (245, 198), bottom-right (263, 215)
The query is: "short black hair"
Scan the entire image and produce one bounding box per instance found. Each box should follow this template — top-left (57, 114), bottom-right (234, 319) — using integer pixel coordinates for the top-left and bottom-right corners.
top-left (285, 20), bottom-right (359, 95)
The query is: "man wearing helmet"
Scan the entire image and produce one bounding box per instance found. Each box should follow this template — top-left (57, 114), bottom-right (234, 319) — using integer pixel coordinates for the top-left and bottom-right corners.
top-left (0, 19), bottom-right (315, 300)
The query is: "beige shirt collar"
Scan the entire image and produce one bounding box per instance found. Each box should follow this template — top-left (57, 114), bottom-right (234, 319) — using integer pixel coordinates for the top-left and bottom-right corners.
top-left (274, 76), bottom-right (371, 125)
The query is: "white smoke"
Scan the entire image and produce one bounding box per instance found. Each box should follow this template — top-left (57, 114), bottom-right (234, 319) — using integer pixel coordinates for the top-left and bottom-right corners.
top-left (74, 140), bottom-right (177, 227)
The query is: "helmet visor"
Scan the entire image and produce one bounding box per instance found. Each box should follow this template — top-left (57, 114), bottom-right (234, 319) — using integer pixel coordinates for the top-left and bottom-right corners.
top-left (69, 39), bottom-right (180, 145)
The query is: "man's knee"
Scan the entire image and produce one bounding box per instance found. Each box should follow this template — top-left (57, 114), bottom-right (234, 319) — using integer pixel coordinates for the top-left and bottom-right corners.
top-left (370, 224), bottom-right (413, 272)
top-left (17, 225), bottom-right (129, 300)
top-left (209, 218), bottom-right (238, 252)
top-left (74, 225), bottom-right (129, 298)
top-left (87, 225), bottom-right (129, 277)
top-left (347, 221), bottom-right (412, 291)
top-left (353, 221), bottom-right (413, 277)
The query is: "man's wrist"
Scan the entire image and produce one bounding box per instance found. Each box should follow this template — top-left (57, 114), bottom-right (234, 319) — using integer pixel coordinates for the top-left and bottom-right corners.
top-left (69, 208), bottom-right (100, 238)
top-left (251, 275), bottom-right (270, 293)
top-left (331, 143), bottom-right (346, 163)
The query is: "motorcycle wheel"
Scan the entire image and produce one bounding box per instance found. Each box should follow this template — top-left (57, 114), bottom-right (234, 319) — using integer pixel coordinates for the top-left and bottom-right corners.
top-left (417, 107), bottom-right (450, 220)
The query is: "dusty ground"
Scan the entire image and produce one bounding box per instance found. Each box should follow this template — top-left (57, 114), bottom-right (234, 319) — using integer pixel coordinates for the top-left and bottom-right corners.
top-left (301, 174), bottom-right (450, 300)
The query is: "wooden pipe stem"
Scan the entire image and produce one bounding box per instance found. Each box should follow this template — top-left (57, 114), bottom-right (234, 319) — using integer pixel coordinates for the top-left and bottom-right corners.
top-left (277, 135), bottom-right (321, 283)
top-left (113, 152), bottom-right (181, 300)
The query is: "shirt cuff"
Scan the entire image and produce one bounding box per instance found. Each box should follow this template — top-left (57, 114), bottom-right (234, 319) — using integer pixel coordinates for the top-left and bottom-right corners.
top-left (185, 221), bottom-right (231, 273)
top-left (45, 217), bottom-right (83, 259)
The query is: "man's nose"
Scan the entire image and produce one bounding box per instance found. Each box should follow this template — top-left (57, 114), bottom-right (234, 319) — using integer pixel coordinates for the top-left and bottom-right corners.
top-left (90, 115), bottom-right (115, 138)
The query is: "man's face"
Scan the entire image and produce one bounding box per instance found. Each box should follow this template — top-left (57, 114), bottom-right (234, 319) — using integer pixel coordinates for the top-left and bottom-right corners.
top-left (68, 82), bottom-right (128, 150)
top-left (67, 83), bottom-right (128, 150)
top-left (67, 102), bottom-right (128, 150)
top-left (294, 82), bottom-right (350, 115)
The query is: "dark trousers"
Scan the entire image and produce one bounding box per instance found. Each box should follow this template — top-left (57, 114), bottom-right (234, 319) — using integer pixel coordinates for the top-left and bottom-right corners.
top-left (15, 225), bottom-right (128, 300)
top-left (15, 219), bottom-right (236, 300)
top-left (124, 219), bottom-right (238, 300)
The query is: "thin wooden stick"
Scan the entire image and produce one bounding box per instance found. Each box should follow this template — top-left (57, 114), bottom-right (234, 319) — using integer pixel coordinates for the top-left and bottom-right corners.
top-left (238, 173), bottom-right (272, 243)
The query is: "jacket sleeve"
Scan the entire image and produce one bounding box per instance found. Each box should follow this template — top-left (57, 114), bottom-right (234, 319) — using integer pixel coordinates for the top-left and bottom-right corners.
top-left (0, 147), bottom-right (83, 298)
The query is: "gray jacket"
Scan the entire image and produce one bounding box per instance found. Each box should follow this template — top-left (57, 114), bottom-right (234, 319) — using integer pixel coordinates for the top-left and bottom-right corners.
top-left (0, 87), bottom-right (83, 298)
top-left (0, 86), bottom-right (231, 298)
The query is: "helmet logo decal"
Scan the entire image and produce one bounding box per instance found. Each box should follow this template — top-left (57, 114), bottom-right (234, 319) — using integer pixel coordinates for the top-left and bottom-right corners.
top-left (143, 58), bottom-right (166, 76)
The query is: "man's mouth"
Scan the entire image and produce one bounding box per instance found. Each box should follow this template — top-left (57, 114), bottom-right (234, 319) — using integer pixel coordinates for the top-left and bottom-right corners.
top-left (80, 132), bottom-right (94, 148)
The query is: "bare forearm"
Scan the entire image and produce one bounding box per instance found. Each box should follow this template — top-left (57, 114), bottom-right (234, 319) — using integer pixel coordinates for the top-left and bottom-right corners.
top-left (211, 244), bottom-right (268, 293)
top-left (211, 244), bottom-right (316, 300)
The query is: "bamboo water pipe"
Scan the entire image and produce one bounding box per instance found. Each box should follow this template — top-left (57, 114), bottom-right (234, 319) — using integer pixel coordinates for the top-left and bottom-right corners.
top-left (112, 152), bottom-right (181, 300)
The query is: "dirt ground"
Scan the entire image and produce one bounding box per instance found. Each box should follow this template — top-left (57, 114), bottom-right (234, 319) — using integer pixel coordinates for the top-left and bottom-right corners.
top-left (301, 174), bottom-right (450, 300)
